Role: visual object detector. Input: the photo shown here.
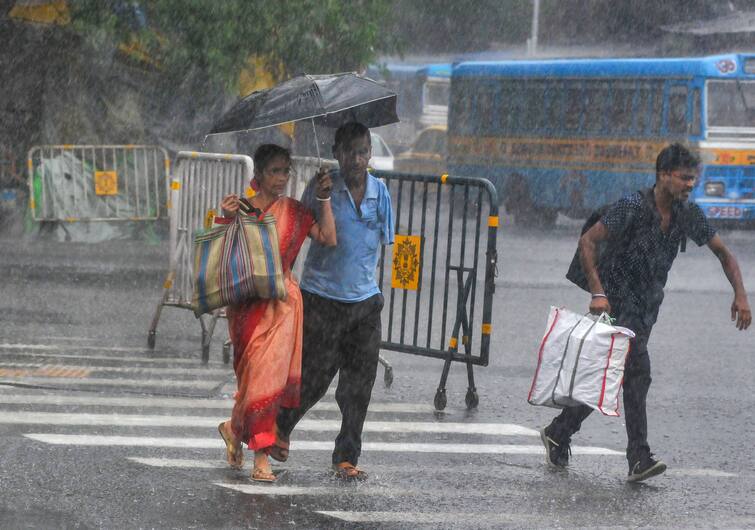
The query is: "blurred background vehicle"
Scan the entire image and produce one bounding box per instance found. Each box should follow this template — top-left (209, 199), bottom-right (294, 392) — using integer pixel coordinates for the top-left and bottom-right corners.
top-left (369, 132), bottom-right (395, 171)
top-left (394, 125), bottom-right (447, 176)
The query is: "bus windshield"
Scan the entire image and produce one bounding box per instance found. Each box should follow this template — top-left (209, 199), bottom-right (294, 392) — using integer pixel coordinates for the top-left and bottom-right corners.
top-left (708, 80), bottom-right (755, 128)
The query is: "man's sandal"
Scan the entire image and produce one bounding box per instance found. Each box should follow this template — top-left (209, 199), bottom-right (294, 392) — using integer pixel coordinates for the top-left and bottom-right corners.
top-left (251, 467), bottom-right (277, 483)
top-left (217, 422), bottom-right (244, 470)
top-left (332, 462), bottom-right (368, 480)
top-left (267, 427), bottom-right (289, 463)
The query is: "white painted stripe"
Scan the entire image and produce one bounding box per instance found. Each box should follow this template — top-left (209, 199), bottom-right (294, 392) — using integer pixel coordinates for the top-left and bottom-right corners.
top-left (3, 411), bottom-right (537, 436)
top-left (24, 434), bottom-right (622, 455)
top-left (317, 511), bottom-right (536, 524)
top-left (130, 457), bottom-right (223, 469)
top-left (671, 468), bottom-right (739, 478)
top-left (0, 349), bottom-right (226, 366)
top-left (0, 362), bottom-right (231, 376)
top-left (0, 377), bottom-right (219, 390)
top-left (0, 394), bottom-right (435, 413)
top-left (0, 343), bottom-right (150, 353)
top-left (214, 483), bottom-right (406, 497)
top-left (127, 458), bottom-right (581, 476)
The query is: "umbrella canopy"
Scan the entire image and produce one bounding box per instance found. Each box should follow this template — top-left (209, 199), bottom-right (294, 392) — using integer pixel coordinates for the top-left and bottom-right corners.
top-left (208, 72), bottom-right (399, 136)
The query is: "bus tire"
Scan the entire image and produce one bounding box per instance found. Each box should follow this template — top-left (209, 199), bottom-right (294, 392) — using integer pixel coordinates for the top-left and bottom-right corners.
top-left (503, 175), bottom-right (557, 228)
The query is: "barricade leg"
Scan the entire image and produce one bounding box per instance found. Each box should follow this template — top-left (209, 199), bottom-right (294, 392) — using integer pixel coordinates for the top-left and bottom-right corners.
top-left (222, 339), bottom-right (232, 365)
top-left (147, 272), bottom-right (175, 349)
top-left (378, 354), bottom-right (393, 387)
top-left (433, 269), bottom-right (476, 411)
top-left (199, 311), bottom-right (220, 364)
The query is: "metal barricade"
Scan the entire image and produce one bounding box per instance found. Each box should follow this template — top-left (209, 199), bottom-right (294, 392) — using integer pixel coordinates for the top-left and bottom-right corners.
top-left (27, 145), bottom-right (170, 222)
top-left (148, 151), bottom-right (253, 363)
top-left (374, 171), bottom-right (499, 410)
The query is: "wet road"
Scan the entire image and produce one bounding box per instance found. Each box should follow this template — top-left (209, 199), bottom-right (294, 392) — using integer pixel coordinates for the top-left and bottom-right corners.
top-left (0, 219), bottom-right (753, 529)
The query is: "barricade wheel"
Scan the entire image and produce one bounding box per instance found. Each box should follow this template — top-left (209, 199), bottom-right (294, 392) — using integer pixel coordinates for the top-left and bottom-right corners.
top-left (465, 389), bottom-right (479, 409)
top-left (222, 342), bottom-right (231, 365)
top-left (147, 331), bottom-right (156, 349)
top-left (434, 389), bottom-right (447, 411)
top-left (383, 366), bottom-right (393, 388)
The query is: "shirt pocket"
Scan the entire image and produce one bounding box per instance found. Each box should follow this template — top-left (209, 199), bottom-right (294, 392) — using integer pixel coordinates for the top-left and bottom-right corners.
top-left (360, 198), bottom-right (381, 230)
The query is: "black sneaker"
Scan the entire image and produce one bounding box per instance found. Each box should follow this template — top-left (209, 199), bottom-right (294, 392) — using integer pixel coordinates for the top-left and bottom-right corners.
top-left (627, 453), bottom-right (667, 483)
top-left (540, 427), bottom-right (570, 468)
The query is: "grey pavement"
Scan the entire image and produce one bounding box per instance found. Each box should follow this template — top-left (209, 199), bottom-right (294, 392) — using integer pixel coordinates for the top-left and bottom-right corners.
top-left (0, 220), bottom-right (754, 529)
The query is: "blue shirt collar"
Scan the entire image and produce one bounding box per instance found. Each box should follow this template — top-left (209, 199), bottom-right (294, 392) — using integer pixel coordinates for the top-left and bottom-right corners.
top-left (332, 170), bottom-right (379, 199)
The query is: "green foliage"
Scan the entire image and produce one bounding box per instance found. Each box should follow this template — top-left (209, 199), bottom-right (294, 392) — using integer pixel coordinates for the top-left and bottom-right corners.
top-left (69, 0), bottom-right (400, 89)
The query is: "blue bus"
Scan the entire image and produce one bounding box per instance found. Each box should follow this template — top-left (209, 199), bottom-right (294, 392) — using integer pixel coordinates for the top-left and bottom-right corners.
top-left (448, 54), bottom-right (755, 226)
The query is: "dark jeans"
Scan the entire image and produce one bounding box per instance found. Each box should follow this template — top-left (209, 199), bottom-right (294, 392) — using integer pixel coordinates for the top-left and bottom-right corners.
top-left (546, 330), bottom-right (652, 465)
top-left (276, 290), bottom-right (383, 465)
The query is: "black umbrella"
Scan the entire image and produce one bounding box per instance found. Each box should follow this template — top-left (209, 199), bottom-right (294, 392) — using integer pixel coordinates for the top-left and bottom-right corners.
top-left (207, 72), bottom-right (399, 159)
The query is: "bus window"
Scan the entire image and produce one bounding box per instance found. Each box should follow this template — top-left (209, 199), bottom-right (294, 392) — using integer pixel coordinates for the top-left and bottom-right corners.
top-left (564, 81), bottom-right (584, 131)
top-left (450, 81), bottom-right (473, 134)
top-left (635, 81), bottom-right (663, 136)
top-left (608, 82), bottom-right (635, 133)
top-left (523, 81), bottom-right (547, 131)
top-left (498, 80), bottom-right (515, 134)
top-left (544, 81), bottom-right (563, 135)
top-left (425, 80), bottom-right (450, 107)
top-left (584, 81), bottom-right (608, 133)
top-left (691, 88), bottom-right (701, 136)
top-left (708, 80), bottom-right (755, 128)
top-left (476, 86), bottom-right (496, 134)
top-left (667, 85), bottom-right (688, 134)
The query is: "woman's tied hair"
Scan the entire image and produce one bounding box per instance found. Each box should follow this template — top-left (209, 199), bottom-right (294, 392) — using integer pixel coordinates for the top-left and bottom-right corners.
top-left (656, 143), bottom-right (700, 178)
top-left (253, 144), bottom-right (292, 174)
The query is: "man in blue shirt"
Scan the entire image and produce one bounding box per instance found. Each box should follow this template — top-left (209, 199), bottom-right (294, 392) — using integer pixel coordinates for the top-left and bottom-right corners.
top-left (275, 122), bottom-right (394, 480)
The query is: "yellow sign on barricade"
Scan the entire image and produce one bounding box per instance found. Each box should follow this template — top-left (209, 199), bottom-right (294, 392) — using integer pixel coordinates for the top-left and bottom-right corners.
top-left (94, 170), bottom-right (118, 195)
top-left (391, 234), bottom-right (422, 290)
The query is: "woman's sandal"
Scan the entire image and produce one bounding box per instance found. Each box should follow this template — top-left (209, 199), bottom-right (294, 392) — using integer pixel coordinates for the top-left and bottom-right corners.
top-left (217, 422), bottom-right (244, 470)
top-left (251, 467), bottom-right (277, 482)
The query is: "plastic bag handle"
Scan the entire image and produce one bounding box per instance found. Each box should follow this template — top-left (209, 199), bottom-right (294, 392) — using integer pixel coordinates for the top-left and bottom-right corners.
top-left (584, 311), bottom-right (615, 325)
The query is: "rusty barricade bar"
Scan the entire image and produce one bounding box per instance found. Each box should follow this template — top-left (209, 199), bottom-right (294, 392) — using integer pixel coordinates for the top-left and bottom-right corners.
top-left (27, 145), bottom-right (170, 222)
top-left (373, 170), bottom-right (499, 410)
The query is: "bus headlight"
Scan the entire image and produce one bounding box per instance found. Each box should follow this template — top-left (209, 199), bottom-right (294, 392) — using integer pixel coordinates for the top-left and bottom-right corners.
top-left (704, 181), bottom-right (725, 197)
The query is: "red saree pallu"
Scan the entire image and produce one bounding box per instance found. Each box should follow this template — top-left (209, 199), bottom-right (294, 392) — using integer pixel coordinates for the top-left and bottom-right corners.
top-left (225, 198), bottom-right (313, 450)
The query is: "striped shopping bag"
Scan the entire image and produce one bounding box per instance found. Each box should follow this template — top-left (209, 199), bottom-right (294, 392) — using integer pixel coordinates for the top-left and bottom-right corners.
top-left (191, 211), bottom-right (286, 316)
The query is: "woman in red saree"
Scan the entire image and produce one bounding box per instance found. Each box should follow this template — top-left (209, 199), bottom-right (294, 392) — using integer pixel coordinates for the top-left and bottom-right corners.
top-left (217, 144), bottom-right (336, 482)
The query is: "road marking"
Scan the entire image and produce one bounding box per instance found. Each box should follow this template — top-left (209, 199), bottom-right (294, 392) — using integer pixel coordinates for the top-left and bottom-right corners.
top-left (2, 412), bottom-right (535, 436)
top-left (0, 348), bottom-right (227, 366)
top-left (671, 468), bottom-right (739, 478)
top-left (0, 366), bottom-right (92, 378)
top-left (0, 362), bottom-right (230, 376)
top-left (0, 393), bottom-right (437, 414)
top-left (316, 511), bottom-right (536, 524)
top-left (0, 377), bottom-right (220, 390)
top-left (24, 434), bottom-right (621, 455)
top-left (214, 482), bottom-right (412, 497)
top-left (0, 343), bottom-right (150, 353)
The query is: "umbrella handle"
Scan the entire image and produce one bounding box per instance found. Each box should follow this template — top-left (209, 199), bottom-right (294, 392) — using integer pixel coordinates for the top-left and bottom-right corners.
top-left (312, 118), bottom-right (321, 165)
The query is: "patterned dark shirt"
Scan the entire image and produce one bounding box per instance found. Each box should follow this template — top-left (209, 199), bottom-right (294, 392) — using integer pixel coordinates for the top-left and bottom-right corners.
top-left (598, 187), bottom-right (716, 334)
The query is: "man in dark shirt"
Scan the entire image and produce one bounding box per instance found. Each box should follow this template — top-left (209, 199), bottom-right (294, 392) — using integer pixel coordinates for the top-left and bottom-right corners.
top-left (540, 143), bottom-right (751, 482)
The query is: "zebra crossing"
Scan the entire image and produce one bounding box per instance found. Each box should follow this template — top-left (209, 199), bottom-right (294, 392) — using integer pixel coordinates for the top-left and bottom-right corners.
top-left (0, 341), bottom-right (680, 527)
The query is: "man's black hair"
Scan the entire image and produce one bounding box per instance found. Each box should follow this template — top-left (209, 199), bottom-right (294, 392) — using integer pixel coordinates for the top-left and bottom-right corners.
top-left (655, 143), bottom-right (700, 180)
top-left (253, 143), bottom-right (291, 173)
top-left (333, 122), bottom-right (370, 150)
